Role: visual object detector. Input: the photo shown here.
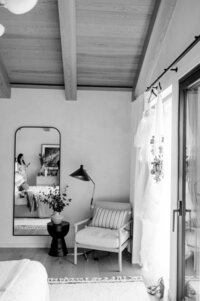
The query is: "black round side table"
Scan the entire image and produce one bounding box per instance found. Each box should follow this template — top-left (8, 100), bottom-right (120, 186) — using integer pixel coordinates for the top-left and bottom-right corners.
top-left (47, 221), bottom-right (70, 257)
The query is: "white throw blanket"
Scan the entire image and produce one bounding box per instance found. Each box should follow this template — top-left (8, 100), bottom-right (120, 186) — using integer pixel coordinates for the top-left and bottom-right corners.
top-left (0, 259), bottom-right (49, 301)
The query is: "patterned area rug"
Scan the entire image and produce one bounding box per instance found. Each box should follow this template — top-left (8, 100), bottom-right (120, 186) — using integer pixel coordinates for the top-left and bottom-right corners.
top-left (48, 276), bottom-right (150, 301)
top-left (14, 218), bottom-right (50, 227)
top-left (14, 218), bottom-right (50, 235)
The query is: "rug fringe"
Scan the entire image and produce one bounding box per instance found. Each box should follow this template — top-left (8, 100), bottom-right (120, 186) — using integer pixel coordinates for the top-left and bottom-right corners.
top-left (15, 225), bottom-right (47, 229)
top-left (48, 276), bottom-right (143, 284)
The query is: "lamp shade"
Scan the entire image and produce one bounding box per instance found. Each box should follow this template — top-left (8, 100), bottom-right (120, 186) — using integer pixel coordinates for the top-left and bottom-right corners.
top-left (70, 165), bottom-right (90, 182)
top-left (70, 165), bottom-right (95, 207)
top-left (2, 0), bottom-right (38, 14)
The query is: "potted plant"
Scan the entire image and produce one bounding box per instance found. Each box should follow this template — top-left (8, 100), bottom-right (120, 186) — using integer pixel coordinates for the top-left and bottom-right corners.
top-left (39, 185), bottom-right (71, 224)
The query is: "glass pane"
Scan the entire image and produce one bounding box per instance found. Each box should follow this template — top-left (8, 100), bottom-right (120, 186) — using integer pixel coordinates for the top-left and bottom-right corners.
top-left (185, 85), bottom-right (200, 299)
top-left (13, 127), bottom-right (60, 235)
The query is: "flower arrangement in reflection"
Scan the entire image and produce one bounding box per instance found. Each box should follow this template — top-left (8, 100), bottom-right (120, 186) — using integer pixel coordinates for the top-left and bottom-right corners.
top-left (39, 185), bottom-right (72, 213)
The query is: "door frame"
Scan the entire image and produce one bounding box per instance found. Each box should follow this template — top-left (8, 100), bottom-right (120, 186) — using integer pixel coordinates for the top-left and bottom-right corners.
top-left (177, 64), bottom-right (200, 300)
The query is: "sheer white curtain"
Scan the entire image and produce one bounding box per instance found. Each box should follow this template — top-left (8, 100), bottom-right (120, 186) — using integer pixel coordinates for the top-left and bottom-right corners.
top-left (131, 88), bottom-right (172, 282)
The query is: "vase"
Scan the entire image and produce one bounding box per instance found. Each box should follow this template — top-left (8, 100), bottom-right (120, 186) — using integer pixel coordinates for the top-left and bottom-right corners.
top-left (51, 211), bottom-right (63, 224)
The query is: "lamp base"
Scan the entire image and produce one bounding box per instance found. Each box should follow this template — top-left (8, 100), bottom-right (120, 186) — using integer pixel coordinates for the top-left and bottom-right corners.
top-left (67, 250), bottom-right (95, 261)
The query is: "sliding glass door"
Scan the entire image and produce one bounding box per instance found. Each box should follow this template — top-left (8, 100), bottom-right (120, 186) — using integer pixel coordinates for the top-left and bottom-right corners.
top-left (178, 66), bottom-right (200, 300)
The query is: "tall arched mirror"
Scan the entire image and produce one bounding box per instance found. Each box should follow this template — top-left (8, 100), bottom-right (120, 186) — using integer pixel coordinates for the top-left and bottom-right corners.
top-left (13, 127), bottom-right (61, 235)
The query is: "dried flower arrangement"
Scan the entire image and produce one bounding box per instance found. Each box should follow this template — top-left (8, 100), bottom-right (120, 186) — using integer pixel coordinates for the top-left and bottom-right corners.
top-left (39, 185), bottom-right (71, 213)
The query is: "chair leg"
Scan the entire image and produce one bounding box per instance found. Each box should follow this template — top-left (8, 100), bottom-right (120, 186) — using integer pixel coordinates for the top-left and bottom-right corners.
top-left (118, 251), bottom-right (122, 272)
top-left (74, 242), bottom-right (77, 265)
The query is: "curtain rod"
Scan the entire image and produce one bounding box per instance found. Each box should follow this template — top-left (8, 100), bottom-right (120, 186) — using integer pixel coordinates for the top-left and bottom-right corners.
top-left (146, 35), bottom-right (200, 91)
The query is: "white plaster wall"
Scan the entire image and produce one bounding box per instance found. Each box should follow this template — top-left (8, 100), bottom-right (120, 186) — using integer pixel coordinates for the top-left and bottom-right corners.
top-left (150, 0), bottom-right (200, 92)
top-left (130, 94), bottom-right (144, 207)
top-left (0, 88), bottom-right (131, 248)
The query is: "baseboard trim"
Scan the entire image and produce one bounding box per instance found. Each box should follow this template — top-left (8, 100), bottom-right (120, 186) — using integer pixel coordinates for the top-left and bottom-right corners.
top-left (0, 242), bottom-right (75, 249)
top-left (0, 242), bottom-right (49, 248)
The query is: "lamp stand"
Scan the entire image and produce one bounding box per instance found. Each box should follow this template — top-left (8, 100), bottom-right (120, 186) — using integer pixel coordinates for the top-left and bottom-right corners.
top-left (69, 165), bottom-right (96, 261)
top-left (89, 176), bottom-right (95, 207)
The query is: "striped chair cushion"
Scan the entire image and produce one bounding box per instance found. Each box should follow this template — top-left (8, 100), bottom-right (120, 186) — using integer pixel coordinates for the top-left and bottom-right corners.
top-left (90, 207), bottom-right (131, 230)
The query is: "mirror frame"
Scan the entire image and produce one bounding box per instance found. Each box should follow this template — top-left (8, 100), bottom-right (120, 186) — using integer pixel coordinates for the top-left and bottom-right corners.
top-left (13, 126), bottom-right (61, 236)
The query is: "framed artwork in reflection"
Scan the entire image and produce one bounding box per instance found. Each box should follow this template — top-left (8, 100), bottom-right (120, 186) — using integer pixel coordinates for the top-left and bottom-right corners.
top-left (41, 144), bottom-right (60, 170)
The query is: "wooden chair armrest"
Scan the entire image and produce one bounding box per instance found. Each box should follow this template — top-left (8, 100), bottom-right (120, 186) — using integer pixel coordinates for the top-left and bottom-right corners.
top-left (117, 219), bottom-right (133, 233)
top-left (116, 220), bottom-right (132, 248)
top-left (117, 219), bottom-right (133, 246)
top-left (74, 218), bottom-right (91, 233)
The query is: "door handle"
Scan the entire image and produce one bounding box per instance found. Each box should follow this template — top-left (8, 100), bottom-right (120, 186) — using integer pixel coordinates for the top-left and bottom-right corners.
top-left (185, 209), bottom-right (192, 231)
top-left (173, 209), bottom-right (180, 232)
top-left (172, 201), bottom-right (182, 232)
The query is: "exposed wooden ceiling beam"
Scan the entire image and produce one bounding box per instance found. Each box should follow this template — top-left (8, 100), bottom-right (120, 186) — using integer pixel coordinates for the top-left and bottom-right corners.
top-left (0, 54), bottom-right (11, 98)
top-left (132, 0), bottom-right (161, 96)
top-left (133, 0), bottom-right (178, 99)
top-left (58, 0), bottom-right (77, 100)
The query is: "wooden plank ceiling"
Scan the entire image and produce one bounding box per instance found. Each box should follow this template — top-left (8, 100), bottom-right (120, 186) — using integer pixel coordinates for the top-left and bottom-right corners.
top-left (0, 0), bottom-right (157, 99)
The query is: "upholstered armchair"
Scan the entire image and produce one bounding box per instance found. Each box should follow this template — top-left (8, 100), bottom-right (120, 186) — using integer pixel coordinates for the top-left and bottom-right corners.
top-left (74, 200), bottom-right (132, 272)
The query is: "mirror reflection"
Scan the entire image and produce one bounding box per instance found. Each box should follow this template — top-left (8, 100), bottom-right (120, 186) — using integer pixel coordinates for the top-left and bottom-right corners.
top-left (14, 127), bottom-right (60, 235)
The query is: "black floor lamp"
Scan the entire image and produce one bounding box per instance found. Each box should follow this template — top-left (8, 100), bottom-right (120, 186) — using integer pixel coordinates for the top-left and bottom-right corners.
top-left (69, 164), bottom-right (96, 260)
top-left (70, 165), bottom-right (95, 207)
